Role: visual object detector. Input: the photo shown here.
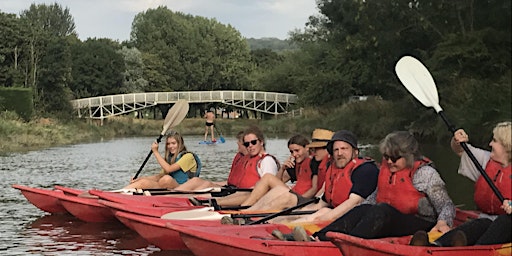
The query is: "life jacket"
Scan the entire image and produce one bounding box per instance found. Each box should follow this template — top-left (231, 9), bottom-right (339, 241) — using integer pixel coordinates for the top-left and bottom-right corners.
top-left (226, 153), bottom-right (248, 187)
top-left (324, 158), bottom-right (370, 207)
top-left (167, 151), bottom-right (202, 184)
top-left (376, 157), bottom-right (431, 215)
top-left (474, 159), bottom-right (512, 215)
top-left (290, 157), bottom-right (314, 195)
top-left (227, 153), bottom-right (279, 189)
top-left (316, 154), bottom-right (331, 190)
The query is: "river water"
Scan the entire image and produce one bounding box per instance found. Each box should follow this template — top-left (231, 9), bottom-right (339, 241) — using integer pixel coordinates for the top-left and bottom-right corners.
top-left (0, 135), bottom-right (476, 255)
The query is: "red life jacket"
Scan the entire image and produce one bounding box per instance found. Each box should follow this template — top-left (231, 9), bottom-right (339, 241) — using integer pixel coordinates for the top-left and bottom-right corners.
top-left (226, 153), bottom-right (247, 187)
top-left (324, 158), bottom-right (369, 207)
top-left (474, 159), bottom-right (512, 215)
top-left (291, 157), bottom-right (314, 195)
top-left (316, 154), bottom-right (331, 190)
top-left (227, 153), bottom-right (278, 189)
top-left (376, 158), bottom-right (431, 214)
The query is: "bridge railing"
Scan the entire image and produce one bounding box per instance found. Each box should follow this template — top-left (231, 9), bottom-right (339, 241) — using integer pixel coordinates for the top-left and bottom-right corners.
top-left (70, 91), bottom-right (298, 119)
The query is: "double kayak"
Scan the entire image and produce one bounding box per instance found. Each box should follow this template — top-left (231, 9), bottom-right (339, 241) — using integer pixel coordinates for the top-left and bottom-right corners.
top-left (327, 232), bottom-right (512, 256)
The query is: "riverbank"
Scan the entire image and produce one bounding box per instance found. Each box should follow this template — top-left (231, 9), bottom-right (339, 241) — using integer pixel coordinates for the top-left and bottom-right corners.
top-left (0, 112), bottom-right (285, 154)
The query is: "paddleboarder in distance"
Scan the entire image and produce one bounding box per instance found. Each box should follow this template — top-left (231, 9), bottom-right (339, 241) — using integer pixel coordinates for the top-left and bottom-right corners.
top-left (204, 108), bottom-right (216, 142)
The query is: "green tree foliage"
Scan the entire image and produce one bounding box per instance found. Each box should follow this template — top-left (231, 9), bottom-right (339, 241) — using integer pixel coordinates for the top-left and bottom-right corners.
top-left (69, 38), bottom-right (124, 98)
top-left (0, 13), bottom-right (26, 87)
top-left (117, 46), bottom-right (148, 93)
top-left (131, 6), bottom-right (252, 91)
top-left (246, 37), bottom-right (298, 52)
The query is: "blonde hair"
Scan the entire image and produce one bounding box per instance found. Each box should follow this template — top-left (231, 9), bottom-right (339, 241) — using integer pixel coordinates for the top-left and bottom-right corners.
top-left (164, 132), bottom-right (187, 164)
top-left (493, 121), bottom-right (512, 162)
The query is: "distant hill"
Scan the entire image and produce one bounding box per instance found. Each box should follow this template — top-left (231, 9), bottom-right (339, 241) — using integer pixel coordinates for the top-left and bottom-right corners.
top-left (246, 37), bottom-right (298, 52)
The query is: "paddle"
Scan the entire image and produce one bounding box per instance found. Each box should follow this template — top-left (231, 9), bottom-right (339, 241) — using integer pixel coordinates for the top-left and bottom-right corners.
top-left (133, 100), bottom-right (190, 180)
top-left (214, 125), bottom-right (226, 143)
top-left (247, 197), bottom-right (320, 225)
top-left (395, 55), bottom-right (505, 202)
top-left (135, 187), bottom-right (252, 196)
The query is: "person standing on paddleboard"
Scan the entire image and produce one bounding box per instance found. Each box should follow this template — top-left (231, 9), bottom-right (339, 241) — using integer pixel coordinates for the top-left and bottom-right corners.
top-left (204, 108), bottom-right (216, 142)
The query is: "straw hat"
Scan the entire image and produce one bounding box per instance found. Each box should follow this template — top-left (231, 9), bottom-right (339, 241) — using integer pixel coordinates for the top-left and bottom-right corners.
top-left (306, 129), bottom-right (334, 148)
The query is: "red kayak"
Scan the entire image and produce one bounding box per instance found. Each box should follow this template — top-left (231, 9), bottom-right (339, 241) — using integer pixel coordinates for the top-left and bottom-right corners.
top-left (53, 192), bottom-right (116, 223)
top-left (168, 208), bottom-right (484, 256)
top-left (169, 221), bottom-right (336, 256)
top-left (327, 232), bottom-right (512, 256)
top-left (115, 211), bottom-right (222, 250)
top-left (12, 184), bottom-right (82, 214)
top-left (88, 189), bottom-right (203, 207)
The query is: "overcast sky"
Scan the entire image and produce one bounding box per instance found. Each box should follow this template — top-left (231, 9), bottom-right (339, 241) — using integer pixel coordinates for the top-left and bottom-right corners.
top-left (1, 0), bottom-right (318, 41)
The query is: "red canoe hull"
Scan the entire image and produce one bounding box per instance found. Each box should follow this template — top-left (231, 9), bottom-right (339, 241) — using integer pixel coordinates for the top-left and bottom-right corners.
top-left (12, 184), bottom-right (82, 214)
top-left (169, 222), bottom-right (339, 256)
top-left (327, 232), bottom-right (512, 256)
top-left (98, 199), bottom-right (203, 218)
top-left (115, 211), bottom-right (220, 250)
top-left (54, 193), bottom-right (115, 222)
top-left (88, 189), bottom-right (203, 207)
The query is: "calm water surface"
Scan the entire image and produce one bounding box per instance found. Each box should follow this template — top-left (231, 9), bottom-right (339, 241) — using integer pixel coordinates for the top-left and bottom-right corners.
top-left (0, 135), bottom-right (475, 255)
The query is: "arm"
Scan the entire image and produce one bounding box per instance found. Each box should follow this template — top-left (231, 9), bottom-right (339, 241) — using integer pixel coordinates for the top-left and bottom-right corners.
top-left (257, 156), bottom-right (279, 177)
top-left (300, 175), bottom-right (318, 199)
top-left (450, 129), bottom-right (468, 157)
top-left (277, 155), bottom-right (294, 181)
top-left (414, 166), bottom-right (455, 233)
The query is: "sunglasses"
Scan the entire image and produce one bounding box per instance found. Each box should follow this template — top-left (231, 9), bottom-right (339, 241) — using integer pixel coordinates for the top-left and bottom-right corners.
top-left (243, 139), bottom-right (258, 147)
top-left (383, 154), bottom-right (402, 163)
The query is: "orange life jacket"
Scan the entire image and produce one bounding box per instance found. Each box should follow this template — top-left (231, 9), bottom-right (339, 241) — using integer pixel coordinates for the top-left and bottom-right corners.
top-left (226, 153), bottom-right (247, 187)
top-left (316, 154), bottom-right (331, 190)
top-left (324, 158), bottom-right (369, 207)
top-left (227, 153), bottom-right (278, 189)
top-left (291, 157), bottom-right (314, 195)
top-left (376, 158), bottom-right (431, 214)
top-left (474, 159), bottom-right (512, 215)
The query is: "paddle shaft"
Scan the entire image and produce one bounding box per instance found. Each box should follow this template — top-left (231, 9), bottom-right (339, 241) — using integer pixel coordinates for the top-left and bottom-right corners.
top-left (247, 197), bottom-right (320, 225)
top-left (232, 210), bottom-right (316, 219)
top-left (133, 134), bottom-right (164, 179)
top-left (439, 111), bottom-right (505, 202)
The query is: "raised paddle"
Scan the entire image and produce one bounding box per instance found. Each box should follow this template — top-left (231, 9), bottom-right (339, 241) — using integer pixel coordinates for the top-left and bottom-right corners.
top-left (133, 100), bottom-right (190, 179)
top-left (395, 55), bottom-right (505, 202)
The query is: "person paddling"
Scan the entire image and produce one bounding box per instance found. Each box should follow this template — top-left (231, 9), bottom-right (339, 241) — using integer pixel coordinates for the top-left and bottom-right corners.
top-left (204, 108), bottom-right (216, 142)
top-left (123, 131), bottom-right (201, 190)
top-left (411, 122), bottom-right (511, 247)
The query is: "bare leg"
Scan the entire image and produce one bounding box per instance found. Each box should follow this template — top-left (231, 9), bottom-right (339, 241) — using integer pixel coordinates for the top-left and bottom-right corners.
top-left (157, 175), bottom-right (180, 189)
top-left (241, 174), bottom-right (289, 206)
top-left (215, 191), bottom-right (251, 206)
top-left (123, 175), bottom-right (160, 189)
top-left (204, 126), bottom-right (208, 141)
top-left (246, 186), bottom-right (298, 211)
top-left (175, 177), bottom-right (220, 191)
top-left (210, 126), bottom-right (215, 141)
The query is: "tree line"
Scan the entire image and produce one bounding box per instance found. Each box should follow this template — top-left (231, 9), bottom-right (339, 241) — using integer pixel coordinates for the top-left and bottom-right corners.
top-left (0, 1), bottom-right (510, 142)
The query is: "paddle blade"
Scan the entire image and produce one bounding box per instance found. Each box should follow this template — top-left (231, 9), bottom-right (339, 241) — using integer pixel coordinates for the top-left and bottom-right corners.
top-left (395, 56), bottom-right (443, 113)
top-left (161, 100), bottom-right (189, 134)
top-left (219, 136), bottom-right (225, 143)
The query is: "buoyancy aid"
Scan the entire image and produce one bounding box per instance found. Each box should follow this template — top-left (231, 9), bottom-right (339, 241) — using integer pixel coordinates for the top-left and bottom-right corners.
top-left (226, 153), bottom-right (279, 189)
top-left (291, 157), bottom-right (314, 195)
top-left (226, 153), bottom-right (248, 187)
top-left (167, 151), bottom-right (202, 184)
top-left (316, 154), bottom-right (331, 190)
top-left (324, 158), bottom-right (370, 207)
top-left (474, 159), bottom-right (512, 215)
top-left (376, 157), bottom-right (431, 214)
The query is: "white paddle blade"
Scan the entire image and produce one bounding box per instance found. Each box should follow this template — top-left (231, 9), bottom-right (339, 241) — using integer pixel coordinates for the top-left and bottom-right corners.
top-left (161, 100), bottom-right (190, 134)
top-left (160, 207), bottom-right (228, 220)
top-left (395, 56), bottom-right (443, 113)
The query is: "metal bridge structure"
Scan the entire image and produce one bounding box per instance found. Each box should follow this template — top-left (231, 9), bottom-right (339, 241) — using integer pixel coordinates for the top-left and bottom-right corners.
top-left (70, 91), bottom-right (298, 120)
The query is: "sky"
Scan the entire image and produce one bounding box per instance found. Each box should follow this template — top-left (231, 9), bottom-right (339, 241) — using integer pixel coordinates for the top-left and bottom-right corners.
top-left (0, 0), bottom-right (318, 42)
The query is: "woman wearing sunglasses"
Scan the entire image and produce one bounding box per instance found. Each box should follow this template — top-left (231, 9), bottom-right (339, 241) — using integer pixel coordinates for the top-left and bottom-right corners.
top-left (308, 131), bottom-right (455, 241)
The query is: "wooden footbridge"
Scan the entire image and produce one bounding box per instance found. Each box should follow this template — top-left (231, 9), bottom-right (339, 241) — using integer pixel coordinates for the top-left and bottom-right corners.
top-left (70, 91), bottom-right (298, 120)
